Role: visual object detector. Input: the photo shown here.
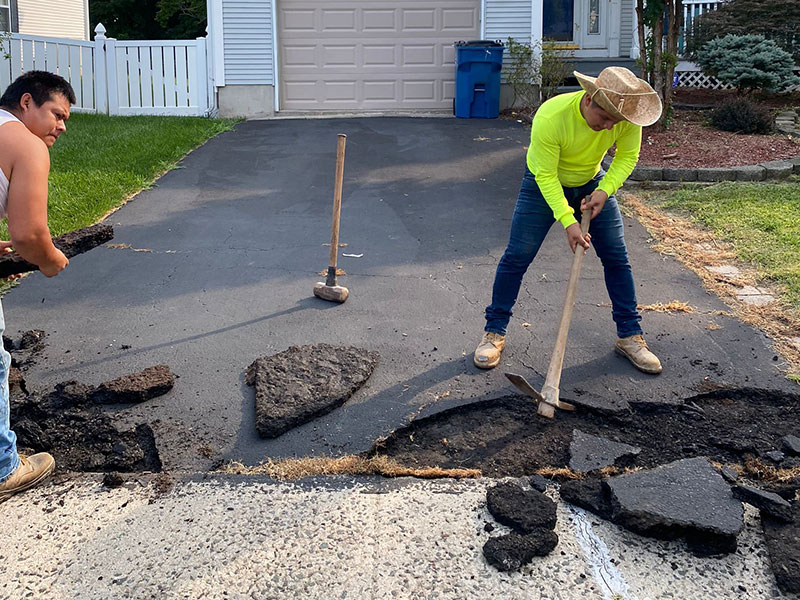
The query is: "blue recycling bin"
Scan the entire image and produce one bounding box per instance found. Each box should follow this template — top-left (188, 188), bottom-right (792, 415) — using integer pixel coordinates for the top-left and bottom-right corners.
top-left (454, 40), bottom-right (504, 119)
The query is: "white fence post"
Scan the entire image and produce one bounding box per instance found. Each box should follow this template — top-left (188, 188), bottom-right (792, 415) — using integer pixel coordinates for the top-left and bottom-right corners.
top-left (195, 37), bottom-right (208, 116)
top-left (94, 23), bottom-right (108, 114)
top-left (105, 35), bottom-right (119, 115)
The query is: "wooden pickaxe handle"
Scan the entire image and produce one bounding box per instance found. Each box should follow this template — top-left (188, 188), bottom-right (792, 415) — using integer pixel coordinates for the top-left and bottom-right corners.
top-left (539, 208), bottom-right (592, 418)
top-left (327, 133), bottom-right (347, 273)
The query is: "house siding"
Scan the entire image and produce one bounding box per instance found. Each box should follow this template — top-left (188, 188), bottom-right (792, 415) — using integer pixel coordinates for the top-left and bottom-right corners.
top-left (485, 0), bottom-right (531, 80)
top-left (620, 0), bottom-right (634, 57)
top-left (17, 0), bottom-right (87, 39)
top-left (485, 0), bottom-right (531, 44)
top-left (223, 0), bottom-right (273, 85)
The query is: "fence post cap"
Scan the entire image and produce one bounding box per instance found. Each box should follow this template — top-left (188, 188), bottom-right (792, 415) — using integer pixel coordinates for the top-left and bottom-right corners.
top-left (94, 23), bottom-right (106, 37)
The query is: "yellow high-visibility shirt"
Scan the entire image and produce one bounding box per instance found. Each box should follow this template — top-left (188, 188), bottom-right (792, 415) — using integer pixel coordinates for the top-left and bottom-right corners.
top-left (526, 91), bottom-right (642, 228)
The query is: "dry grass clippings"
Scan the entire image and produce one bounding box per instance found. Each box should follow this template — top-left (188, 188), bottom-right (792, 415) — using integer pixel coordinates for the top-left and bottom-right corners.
top-left (220, 455), bottom-right (481, 481)
top-left (621, 193), bottom-right (800, 380)
top-left (638, 301), bottom-right (695, 313)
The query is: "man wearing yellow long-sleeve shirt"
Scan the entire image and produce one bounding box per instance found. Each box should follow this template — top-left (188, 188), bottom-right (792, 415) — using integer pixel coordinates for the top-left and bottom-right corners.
top-left (474, 67), bottom-right (664, 374)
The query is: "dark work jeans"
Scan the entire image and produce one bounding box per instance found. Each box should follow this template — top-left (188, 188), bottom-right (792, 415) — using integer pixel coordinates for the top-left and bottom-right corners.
top-left (484, 168), bottom-right (643, 338)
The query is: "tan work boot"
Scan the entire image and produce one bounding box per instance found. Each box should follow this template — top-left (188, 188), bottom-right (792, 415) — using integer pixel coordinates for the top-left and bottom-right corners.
top-left (0, 453), bottom-right (55, 503)
top-left (615, 334), bottom-right (662, 374)
top-left (473, 331), bottom-right (506, 369)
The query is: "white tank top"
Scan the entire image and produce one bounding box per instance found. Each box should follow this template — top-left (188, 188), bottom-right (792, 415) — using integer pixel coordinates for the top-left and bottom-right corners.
top-left (0, 108), bottom-right (23, 219)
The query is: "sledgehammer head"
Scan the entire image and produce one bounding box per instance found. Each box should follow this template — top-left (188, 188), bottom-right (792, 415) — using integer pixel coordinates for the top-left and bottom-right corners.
top-left (313, 281), bottom-right (349, 303)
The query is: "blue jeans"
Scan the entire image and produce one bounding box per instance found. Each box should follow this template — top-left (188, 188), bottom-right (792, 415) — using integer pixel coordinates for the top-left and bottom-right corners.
top-left (0, 299), bottom-right (18, 483)
top-left (485, 169), bottom-right (643, 338)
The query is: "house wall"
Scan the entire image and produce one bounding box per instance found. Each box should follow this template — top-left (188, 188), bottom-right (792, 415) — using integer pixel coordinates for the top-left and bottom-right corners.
top-left (217, 0), bottom-right (274, 117)
top-left (485, 0), bottom-right (531, 44)
top-left (223, 0), bottom-right (273, 85)
top-left (17, 0), bottom-right (88, 40)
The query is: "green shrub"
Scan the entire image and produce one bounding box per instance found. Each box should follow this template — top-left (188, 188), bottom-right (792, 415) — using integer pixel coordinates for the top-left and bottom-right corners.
top-left (697, 34), bottom-right (800, 94)
top-left (504, 37), bottom-right (574, 111)
top-left (685, 0), bottom-right (800, 64)
top-left (710, 98), bottom-right (773, 134)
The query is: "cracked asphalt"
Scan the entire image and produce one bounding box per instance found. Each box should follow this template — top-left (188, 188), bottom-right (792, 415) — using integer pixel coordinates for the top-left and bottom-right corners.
top-left (4, 117), bottom-right (795, 471)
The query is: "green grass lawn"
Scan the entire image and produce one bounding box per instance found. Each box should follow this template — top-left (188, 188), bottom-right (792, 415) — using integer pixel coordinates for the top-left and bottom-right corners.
top-left (0, 113), bottom-right (238, 239)
top-left (654, 181), bottom-right (800, 308)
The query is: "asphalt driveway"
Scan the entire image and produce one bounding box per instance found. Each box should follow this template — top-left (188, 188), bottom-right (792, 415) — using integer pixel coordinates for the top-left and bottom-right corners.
top-left (3, 117), bottom-right (793, 470)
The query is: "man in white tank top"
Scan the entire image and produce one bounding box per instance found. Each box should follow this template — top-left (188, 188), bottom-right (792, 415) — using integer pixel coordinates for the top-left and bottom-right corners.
top-left (0, 71), bottom-right (74, 503)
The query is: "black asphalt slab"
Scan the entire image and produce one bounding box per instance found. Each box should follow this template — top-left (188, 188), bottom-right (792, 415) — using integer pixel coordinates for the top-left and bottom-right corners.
top-left (4, 117), bottom-right (794, 470)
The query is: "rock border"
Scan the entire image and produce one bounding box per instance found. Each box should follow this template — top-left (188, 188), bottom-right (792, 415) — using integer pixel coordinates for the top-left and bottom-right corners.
top-left (603, 153), bottom-right (800, 183)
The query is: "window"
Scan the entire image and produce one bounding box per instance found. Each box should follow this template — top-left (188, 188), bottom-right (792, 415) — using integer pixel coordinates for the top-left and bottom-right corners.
top-left (543, 0), bottom-right (574, 42)
top-left (0, 0), bottom-right (10, 33)
top-left (588, 0), bottom-right (600, 34)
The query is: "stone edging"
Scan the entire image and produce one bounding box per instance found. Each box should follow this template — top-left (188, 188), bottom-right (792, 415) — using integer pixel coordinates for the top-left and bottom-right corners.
top-left (602, 154), bottom-right (800, 183)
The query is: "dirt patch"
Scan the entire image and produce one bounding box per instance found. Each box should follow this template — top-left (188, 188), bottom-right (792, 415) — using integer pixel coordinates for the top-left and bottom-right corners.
top-left (6, 334), bottom-right (173, 472)
top-left (373, 388), bottom-right (800, 491)
top-left (0, 224), bottom-right (114, 278)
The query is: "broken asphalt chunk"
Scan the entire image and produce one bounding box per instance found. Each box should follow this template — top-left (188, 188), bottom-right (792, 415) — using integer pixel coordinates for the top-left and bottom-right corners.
top-left (486, 482), bottom-right (557, 533)
top-left (91, 365), bottom-right (174, 404)
top-left (732, 484), bottom-right (794, 522)
top-left (246, 344), bottom-right (379, 439)
top-left (762, 503), bottom-right (800, 593)
top-left (606, 457), bottom-right (744, 555)
top-left (780, 434), bottom-right (800, 456)
top-left (482, 530), bottom-right (559, 571)
top-left (0, 224), bottom-right (114, 278)
top-left (559, 478), bottom-right (614, 520)
top-left (568, 428), bottom-right (641, 473)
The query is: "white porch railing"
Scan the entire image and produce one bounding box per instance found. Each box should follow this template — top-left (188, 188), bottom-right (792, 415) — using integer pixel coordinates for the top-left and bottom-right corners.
top-left (0, 24), bottom-right (213, 117)
top-left (679, 0), bottom-right (725, 54)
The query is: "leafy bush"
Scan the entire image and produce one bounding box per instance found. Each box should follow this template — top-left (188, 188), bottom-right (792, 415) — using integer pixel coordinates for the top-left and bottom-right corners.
top-left (539, 43), bottom-right (574, 102)
top-left (697, 34), bottom-right (799, 94)
top-left (710, 98), bottom-right (773, 134)
top-left (505, 37), bottom-right (574, 111)
top-left (685, 0), bottom-right (800, 64)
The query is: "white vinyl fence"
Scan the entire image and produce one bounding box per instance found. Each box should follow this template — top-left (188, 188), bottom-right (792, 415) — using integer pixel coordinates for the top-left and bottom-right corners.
top-left (0, 24), bottom-right (213, 116)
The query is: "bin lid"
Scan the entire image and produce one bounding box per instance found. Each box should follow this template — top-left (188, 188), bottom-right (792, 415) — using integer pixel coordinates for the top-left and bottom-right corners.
top-left (454, 40), bottom-right (504, 47)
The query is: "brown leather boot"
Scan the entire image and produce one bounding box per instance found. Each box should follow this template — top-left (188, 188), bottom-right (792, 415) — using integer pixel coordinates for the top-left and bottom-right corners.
top-left (473, 331), bottom-right (506, 369)
top-left (0, 453), bottom-right (56, 503)
top-left (615, 334), bottom-right (662, 374)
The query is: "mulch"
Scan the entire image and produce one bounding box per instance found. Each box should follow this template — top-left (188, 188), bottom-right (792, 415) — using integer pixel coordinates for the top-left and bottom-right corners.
top-left (637, 110), bottom-right (800, 169)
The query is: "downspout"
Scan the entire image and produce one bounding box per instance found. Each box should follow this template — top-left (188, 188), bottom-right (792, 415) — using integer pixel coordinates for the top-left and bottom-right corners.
top-left (272, 0), bottom-right (279, 112)
top-left (480, 0), bottom-right (485, 39)
top-left (208, 0), bottom-right (225, 114)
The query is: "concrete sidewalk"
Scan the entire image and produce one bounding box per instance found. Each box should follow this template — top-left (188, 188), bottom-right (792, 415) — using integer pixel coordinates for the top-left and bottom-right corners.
top-left (1, 473), bottom-right (786, 600)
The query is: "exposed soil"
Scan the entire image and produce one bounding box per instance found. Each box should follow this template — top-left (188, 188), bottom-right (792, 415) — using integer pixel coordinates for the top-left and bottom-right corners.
top-left (6, 332), bottom-right (172, 472)
top-left (0, 224), bottom-right (114, 278)
top-left (374, 388), bottom-right (800, 493)
top-left (636, 110), bottom-right (800, 168)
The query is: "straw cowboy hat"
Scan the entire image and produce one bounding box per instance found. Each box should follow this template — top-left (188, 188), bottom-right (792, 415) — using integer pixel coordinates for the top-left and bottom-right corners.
top-left (574, 66), bottom-right (662, 127)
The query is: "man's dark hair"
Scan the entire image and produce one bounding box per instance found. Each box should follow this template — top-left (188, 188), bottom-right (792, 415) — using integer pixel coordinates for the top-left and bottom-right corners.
top-left (0, 71), bottom-right (76, 110)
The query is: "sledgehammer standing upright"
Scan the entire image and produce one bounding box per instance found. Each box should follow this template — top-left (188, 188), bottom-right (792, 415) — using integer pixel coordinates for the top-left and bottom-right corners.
top-left (314, 134), bottom-right (349, 303)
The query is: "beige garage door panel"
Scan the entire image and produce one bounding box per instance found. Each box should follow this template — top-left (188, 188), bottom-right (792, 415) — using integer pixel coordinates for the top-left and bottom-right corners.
top-left (279, 0), bottom-right (480, 110)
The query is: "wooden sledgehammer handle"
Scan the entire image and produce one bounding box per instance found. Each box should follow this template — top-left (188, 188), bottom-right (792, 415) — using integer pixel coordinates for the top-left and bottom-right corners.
top-left (539, 208), bottom-right (592, 418)
top-left (326, 134), bottom-right (347, 284)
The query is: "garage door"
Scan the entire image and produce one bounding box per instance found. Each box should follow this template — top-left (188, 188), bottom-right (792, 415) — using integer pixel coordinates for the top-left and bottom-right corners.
top-left (278, 0), bottom-right (481, 111)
